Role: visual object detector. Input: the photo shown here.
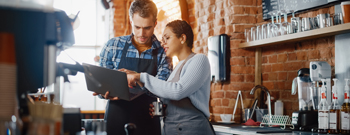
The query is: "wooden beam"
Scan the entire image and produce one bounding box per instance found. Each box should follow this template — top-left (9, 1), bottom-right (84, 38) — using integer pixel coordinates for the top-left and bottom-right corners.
top-left (179, 0), bottom-right (189, 22)
top-left (254, 48), bottom-right (262, 102)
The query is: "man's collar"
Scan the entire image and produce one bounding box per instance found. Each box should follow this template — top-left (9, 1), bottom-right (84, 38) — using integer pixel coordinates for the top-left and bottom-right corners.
top-left (128, 34), bottom-right (162, 50)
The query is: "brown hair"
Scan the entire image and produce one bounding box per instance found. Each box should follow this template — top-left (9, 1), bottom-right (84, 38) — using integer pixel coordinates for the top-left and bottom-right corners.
top-left (129, 0), bottom-right (158, 22)
top-left (165, 20), bottom-right (194, 49)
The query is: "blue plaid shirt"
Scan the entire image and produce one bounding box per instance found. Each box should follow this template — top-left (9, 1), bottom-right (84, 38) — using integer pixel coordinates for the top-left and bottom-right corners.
top-left (99, 34), bottom-right (171, 81)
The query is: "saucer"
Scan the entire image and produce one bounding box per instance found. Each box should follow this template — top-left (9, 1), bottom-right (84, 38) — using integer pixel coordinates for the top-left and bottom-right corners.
top-left (217, 121), bottom-right (235, 124)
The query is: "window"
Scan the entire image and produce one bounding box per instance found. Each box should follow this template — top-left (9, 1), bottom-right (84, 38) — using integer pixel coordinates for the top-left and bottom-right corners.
top-left (54, 0), bottom-right (108, 110)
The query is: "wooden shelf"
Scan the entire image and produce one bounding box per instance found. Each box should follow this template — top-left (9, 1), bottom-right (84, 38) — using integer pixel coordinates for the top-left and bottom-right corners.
top-left (239, 23), bottom-right (350, 48)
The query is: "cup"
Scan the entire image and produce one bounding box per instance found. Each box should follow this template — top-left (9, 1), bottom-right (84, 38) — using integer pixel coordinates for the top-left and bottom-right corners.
top-left (244, 28), bottom-right (251, 42)
top-left (220, 114), bottom-right (232, 122)
top-left (256, 109), bottom-right (268, 122)
top-left (334, 13), bottom-right (344, 25)
top-left (152, 98), bottom-right (164, 116)
top-left (301, 18), bottom-right (312, 31)
top-left (250, 26), bottom-right (256, 41)
top-left (291, 17), bottom-right (301, 33)
top-left (316, 14), bottom-right (330, 28)
top-left (341, 1), bottom-right (350, 23)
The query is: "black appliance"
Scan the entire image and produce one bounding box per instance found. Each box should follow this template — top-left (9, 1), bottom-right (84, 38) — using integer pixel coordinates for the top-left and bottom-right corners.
top-left (208, 34), bottom-right (230, 82)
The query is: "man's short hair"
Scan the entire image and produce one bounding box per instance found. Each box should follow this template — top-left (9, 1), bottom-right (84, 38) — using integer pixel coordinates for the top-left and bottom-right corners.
top-left (129, 0), bottom-right (158, 22)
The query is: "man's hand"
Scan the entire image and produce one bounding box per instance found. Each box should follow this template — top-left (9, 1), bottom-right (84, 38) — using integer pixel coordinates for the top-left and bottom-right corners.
top-left (92, 91), bottom-right (119, 100)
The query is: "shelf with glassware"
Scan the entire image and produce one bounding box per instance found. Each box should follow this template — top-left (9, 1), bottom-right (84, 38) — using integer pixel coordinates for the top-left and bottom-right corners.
top-left (239, 10), bottom-right (349, 49)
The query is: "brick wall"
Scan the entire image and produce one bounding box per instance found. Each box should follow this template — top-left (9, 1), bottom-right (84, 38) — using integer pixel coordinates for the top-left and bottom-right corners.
top-left (191, 0), bottom-right (335, 123)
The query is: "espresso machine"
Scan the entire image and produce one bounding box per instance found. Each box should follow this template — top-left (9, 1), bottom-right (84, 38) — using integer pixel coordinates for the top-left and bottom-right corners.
top-left (291, 68), bottom-right (318, 131)
top-left (310, 61), bottom-right (332, 106)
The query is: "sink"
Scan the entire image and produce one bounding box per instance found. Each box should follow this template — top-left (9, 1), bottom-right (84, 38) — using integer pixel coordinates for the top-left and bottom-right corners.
top-left (213, 125), bottom-right (293, 134)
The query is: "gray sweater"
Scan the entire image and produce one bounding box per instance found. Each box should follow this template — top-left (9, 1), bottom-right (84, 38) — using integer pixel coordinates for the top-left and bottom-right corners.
top-left (140, 54), bottom-right (211, 117)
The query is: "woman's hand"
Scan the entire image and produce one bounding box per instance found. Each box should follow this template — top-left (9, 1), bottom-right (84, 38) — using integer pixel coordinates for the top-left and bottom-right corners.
top-left (119, 68), bottom-right (143, 88)
top-left (92, 91), bottom-right (119, 100)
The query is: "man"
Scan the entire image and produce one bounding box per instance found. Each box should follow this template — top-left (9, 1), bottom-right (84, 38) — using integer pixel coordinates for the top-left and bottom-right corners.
top-left (93, 0), bottom-right (171, 134)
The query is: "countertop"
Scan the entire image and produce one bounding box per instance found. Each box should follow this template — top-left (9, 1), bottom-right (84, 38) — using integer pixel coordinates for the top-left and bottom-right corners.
top-left (212, 122), bottom-right (340, 135)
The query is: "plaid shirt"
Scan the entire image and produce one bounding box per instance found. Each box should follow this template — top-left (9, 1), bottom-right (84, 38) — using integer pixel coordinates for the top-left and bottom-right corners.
top-left (99, 34), bottom-right (171, 81)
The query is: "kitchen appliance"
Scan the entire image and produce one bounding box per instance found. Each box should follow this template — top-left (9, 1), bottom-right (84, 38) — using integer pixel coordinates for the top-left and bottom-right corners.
top-left (292, 68), bottom-right (313, 110)
top-left (310, 61), bottom-right (332, 105)
top-left (208, 34), bottom-right (230, 82)
top-left (291, 68), bottom-right (318, 131)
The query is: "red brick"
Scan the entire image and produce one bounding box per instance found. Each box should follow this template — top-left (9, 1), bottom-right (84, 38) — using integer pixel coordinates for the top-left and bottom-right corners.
top-left (216, 10), bottom-right (225, 18)
top-left (223, 84), bottom-right (231, 91)
top-left (230, 57), bottom-right (245, 66)
top-left (262, 81), bottom-right (274, 90)
top-left (207, 13), bottom-right (215, 22)
top-left (230, 82), bottom-right (255, 91)
top-left (284, 61), bottom-right (307, 71)
top-left (268, 55), bottom-right (277, 63)
top-left (226, 0), bottom-right (256, 6)
top-left (232, 24), bottom-right (256, 33)
top-left (292, 101), bottom-right (299, 110)
top-left (214, 26), bottom-right (226, 35)
top-left (226, 15), bottom-right (257, 24)
top-left (246, 57), bottom-right (255, 65)
top-left (210, 83), bottom-right (216, 91)
top-left (278, 72), bottom-right (287, 80)
top-left (277, 53), bottom-right (287, 63)
top-left (245, 74), bottom-right (254, 82)
top-left (296, 51), bottom-right (307, 60)
top-left (210, 99), bottom-right (222, 106)
top-left (331, 47), bottom-right (335, 57)
top-left (226, 6), bottom-right (245, 15)
top-left (319, 47), bottom-right (332, 59)
top-left (216, 1), bottom-right (224, 9)
top-left (203, 0), bottom-right (215, 7)
top-left (212, 106), bottom-right (224, 113)
top-left (208, 29), bottom-right (214, 37)
top-left (262, 46), bottom-right (276, 55)
top-left (231, 66), bottom-right (254, 74)
top-left (262, 73), bottom-right (268, 81)
top-left (214, 18), bottom-right (225, 26)
top-left (288, 52), bottom-right (297, 61)
top-left (284, 101), bottom-right (292, 110)
top-left (212, 91), bottom-right (225, 98)
top-left (231, 48), bottom-right (255, 57)
top-left (275, 43), bottom-right (296, 53)
top-left (262, 64), bottom-right (271, 73)
top-left (226, 91), bottom-right (238, 98)
top-left (270, 90), bottom-right (280, 100)
top-left (230, 33), bottom-right (245, 39)
top-left (287, 71), bottom-right (296, 81)
top-left (308, 50), bottom-right (320, 59)
top-left (214, 83), bottom-right (222, 90)
top-left (222, 98), bottom-right (230, 106)
top-left (275, 81), bottom-right (285, 90)
top-left (271, 63), bottom-right (284, 72)
top-left (225, 25), bottom-right (233, 35)
top-left (230, 39), bottom-right (243, 49)
top-left (245, 7), bottom-right (258, 14)
top-left (230, 74), bottom-right (244, 82)
top-left (262, 56), bottom-right (268, 64)
top-left (268, 72), bottom-right (278, 81)
top-left (224, 107), bottom-right (234, 114)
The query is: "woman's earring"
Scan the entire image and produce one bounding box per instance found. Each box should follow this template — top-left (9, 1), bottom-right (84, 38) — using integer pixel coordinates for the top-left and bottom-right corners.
top-left (181, 41), bottom-right (184, 44)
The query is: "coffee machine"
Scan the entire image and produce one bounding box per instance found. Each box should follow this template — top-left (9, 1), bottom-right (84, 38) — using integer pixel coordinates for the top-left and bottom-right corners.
top-left (291, 68), bottom-right (318, 131)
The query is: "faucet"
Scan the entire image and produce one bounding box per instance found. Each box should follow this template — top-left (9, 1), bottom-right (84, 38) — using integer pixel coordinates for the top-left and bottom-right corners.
top-left (250, 85), bottom-right (272, 122)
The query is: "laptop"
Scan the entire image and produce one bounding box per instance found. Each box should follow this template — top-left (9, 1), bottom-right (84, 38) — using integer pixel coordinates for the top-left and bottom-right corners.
top-left (82, 63), bottom-right (144, 101)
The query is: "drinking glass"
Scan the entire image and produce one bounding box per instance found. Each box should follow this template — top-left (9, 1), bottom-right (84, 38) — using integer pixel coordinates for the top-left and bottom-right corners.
top-left (280, 10), bottom-right (289, 35)
top-left (261, 24), bottom-right (267, 39)
top-left (268, 11), bottom-right (278, 38)
top-left (250, 26), bottom-right (256, 41)
top-left (244, 28), bottom-right (251, 42)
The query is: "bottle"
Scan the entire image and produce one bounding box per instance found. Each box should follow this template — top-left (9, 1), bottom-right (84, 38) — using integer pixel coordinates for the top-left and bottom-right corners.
top-left (329, 79), bottom-right (341, 133)
top-left (341, 79), bottom-right (350, 134)
top-left (318, 79), bottom-right (329, 133)
top-left (274, 100), bottom-right (283, 115)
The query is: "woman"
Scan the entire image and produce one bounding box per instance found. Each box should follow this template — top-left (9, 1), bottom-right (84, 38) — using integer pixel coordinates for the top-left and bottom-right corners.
top-left (124, 20), bottom-right (215, 135)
